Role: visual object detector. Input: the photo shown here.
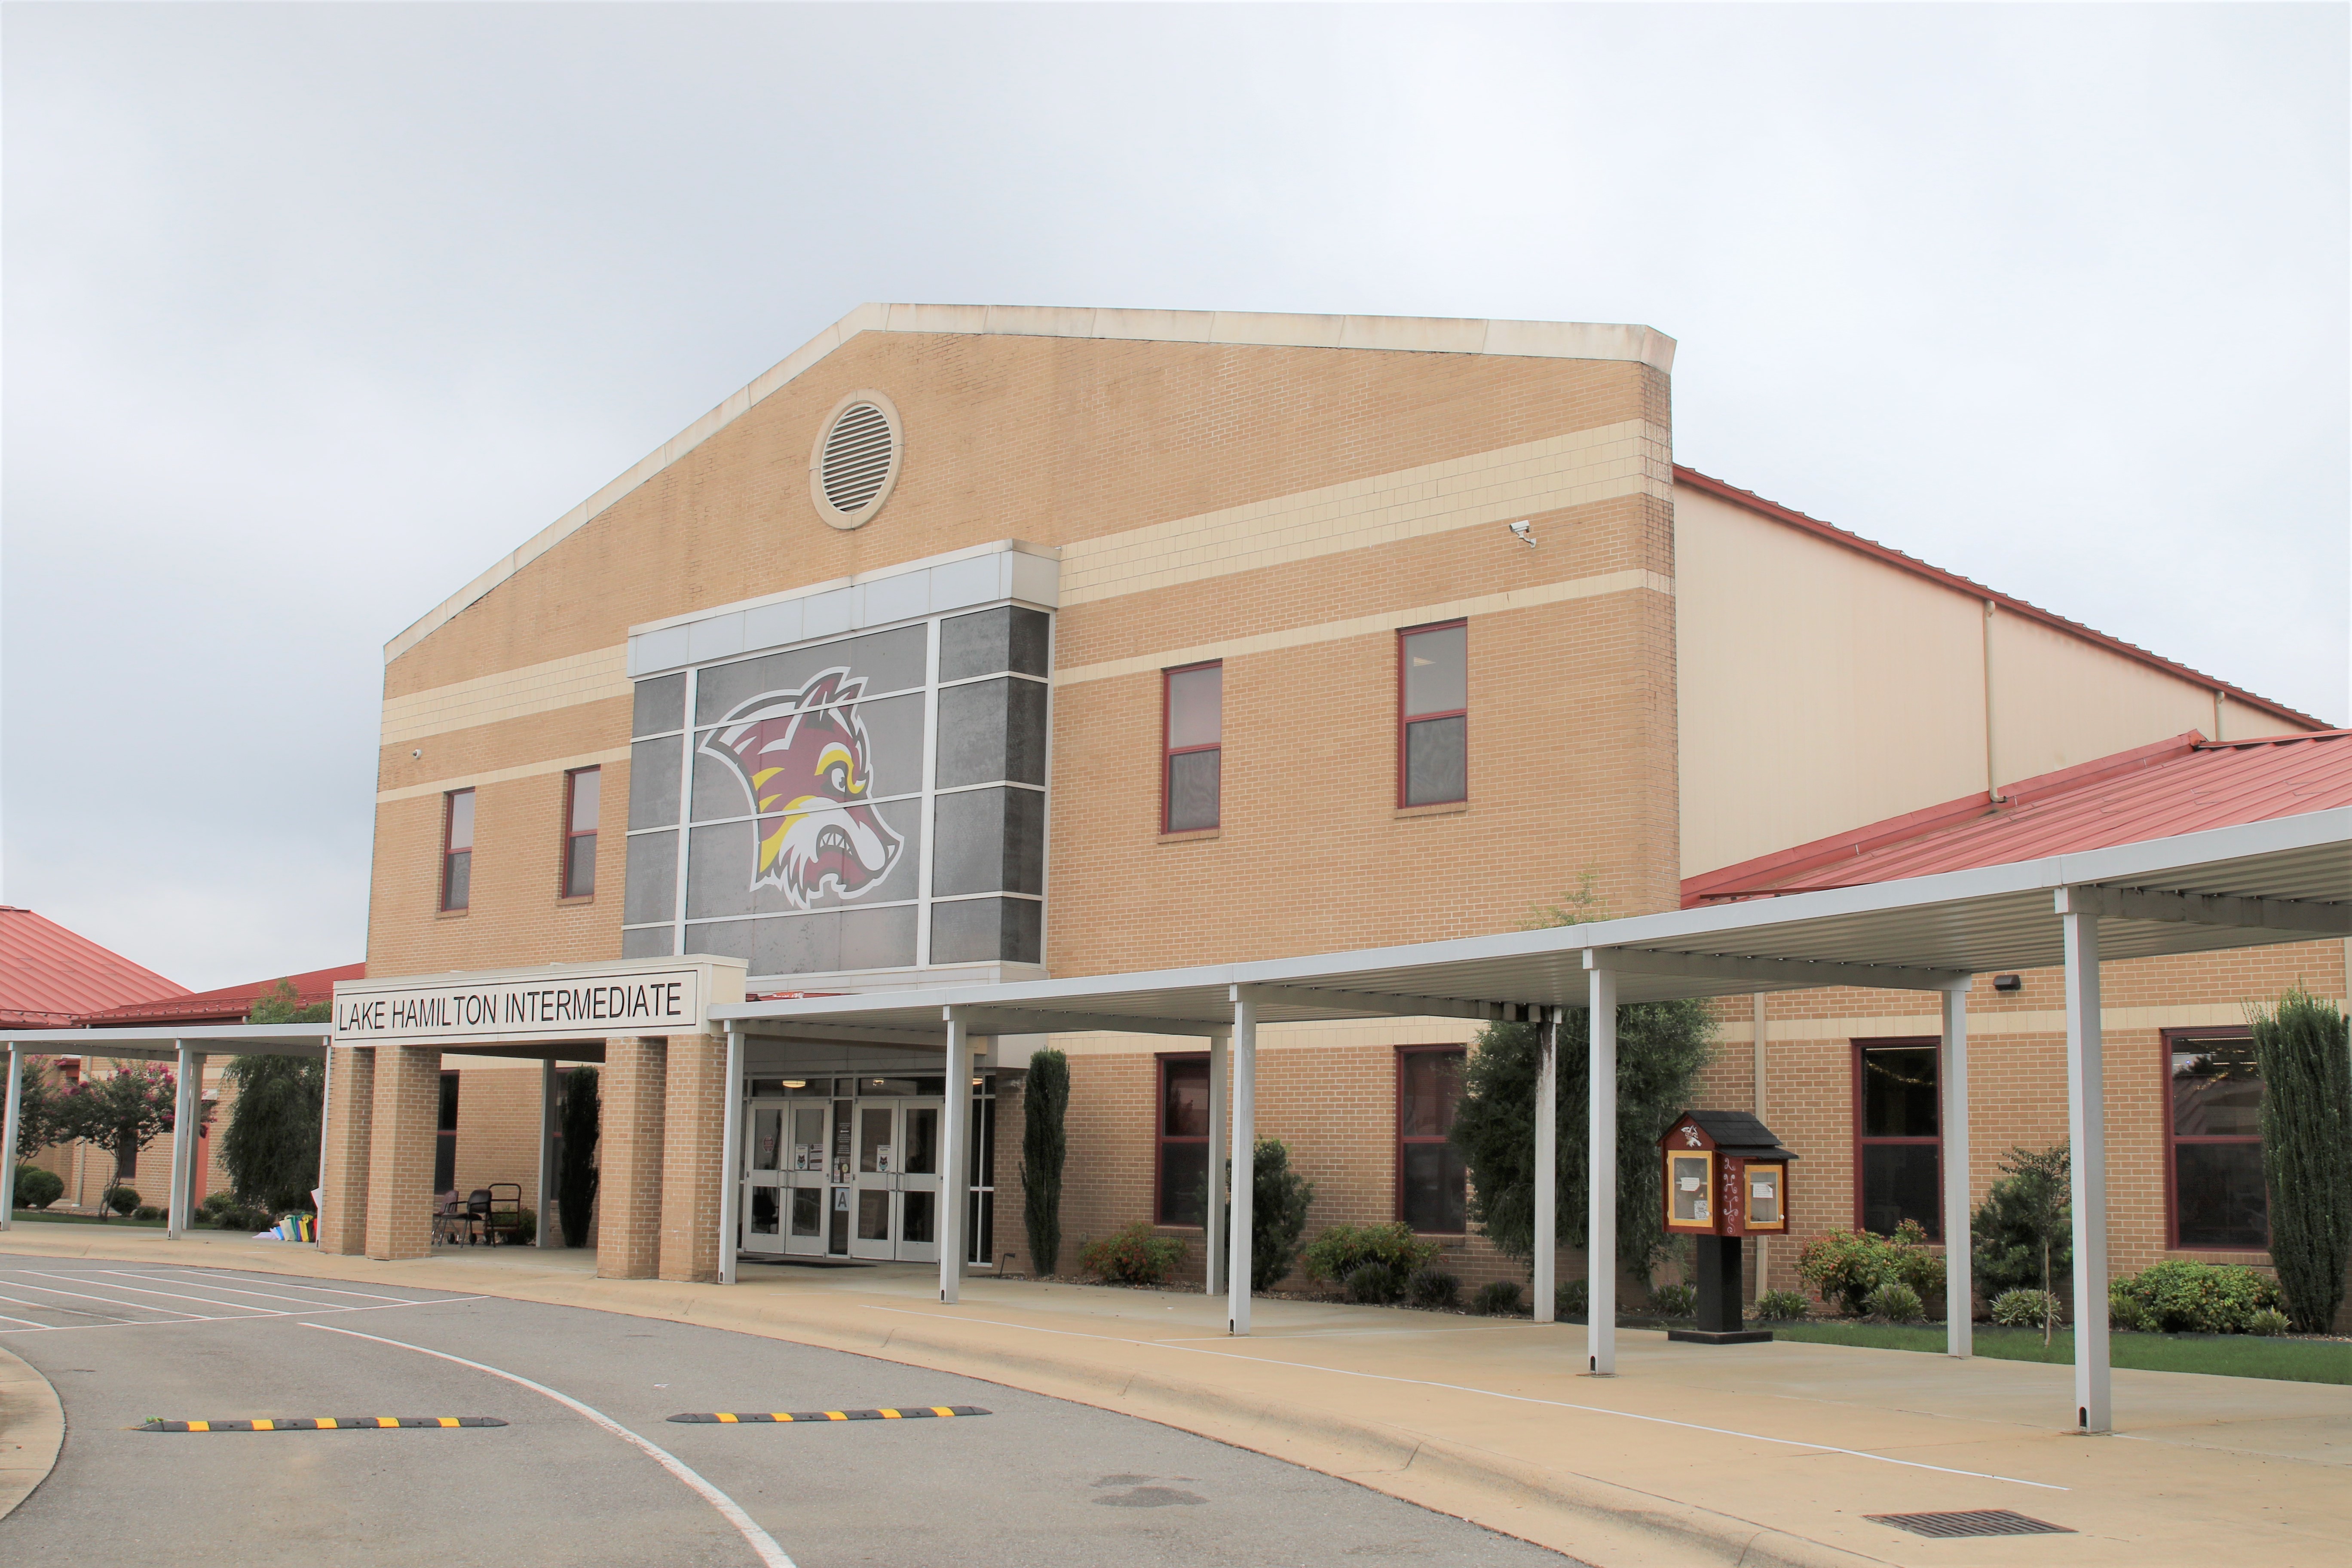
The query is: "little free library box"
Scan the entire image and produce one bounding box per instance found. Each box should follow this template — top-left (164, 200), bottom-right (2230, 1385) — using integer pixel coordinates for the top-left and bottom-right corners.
top-left (1658, 1110), bottom-right (1799, 1342)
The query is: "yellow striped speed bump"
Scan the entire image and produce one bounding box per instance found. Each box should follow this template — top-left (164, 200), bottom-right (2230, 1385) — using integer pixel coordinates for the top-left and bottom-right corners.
top-left (140, 1417), bottom-right (507, 1433)
top-left (669, 1406), bottom-right (988, 1424)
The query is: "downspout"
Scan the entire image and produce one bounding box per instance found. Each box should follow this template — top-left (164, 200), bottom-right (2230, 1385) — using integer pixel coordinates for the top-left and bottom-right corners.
top-left (1751, 992), bottom-right (1769, 1304)
top-left (1983, 600), bottom-right (2004, 803)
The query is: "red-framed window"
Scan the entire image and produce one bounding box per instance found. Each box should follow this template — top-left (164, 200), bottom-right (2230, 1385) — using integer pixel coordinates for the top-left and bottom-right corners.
top-left (1396, 1046), bottom-right (1467, 1232)
top-left (1155, 1053), bottom-right (1211, 1225)
top-left (441, 789), bottom-right (475, 912)
top-left (1162, 662), bottom-right (1222, 832)
top-left (2163, 1027), bottom-right (2267, 1250)
top-left (1852, 1038), bottom-right (1940, 1238)
top-left (561, 767), bottom-right (600, 898)
top-left (1398, 621), bottom-right (1467, 806)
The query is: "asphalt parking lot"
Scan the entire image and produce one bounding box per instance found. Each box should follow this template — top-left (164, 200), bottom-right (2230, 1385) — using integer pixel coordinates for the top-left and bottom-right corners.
top-left (0, 1256), bottom-right (1574, 1567)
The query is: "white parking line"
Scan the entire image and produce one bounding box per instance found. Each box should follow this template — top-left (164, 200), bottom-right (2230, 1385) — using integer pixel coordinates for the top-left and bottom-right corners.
top-left (0, 1290), bottom-right (132, 1321)
top-left (149, 1271), bottom-right (450, 1305)
top-left (304, 1323), bottom-right (796, 1568)
top-left (104, 1272), bottom-right (361, 1308)
top-left (0, 1292), bottom-right (490, 1336)
top-left (0, 1277), bottom-right (221, 1319)
top-left (21, 1271), bottom-right (304, 1314)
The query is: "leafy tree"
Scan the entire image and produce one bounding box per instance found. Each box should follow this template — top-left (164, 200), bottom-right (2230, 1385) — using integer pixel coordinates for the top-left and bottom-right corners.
top-left (557, 1067), bottom-right (600, 1248)
top-left (2251, 990), bottom-right (2352, 1334)
top-left (220, 1058), bottom-right (322, 1212)
top-left (218, 981), bottom-right (331, 1213)
top-left (1019, 1048), bottom-right (1069, 1277)
top-left (56, 1065), bottom-right (180, 1216)
top-left (1971, 1143), bottom-right (2070, 1343)
top-left (249, 978), bottom-right (331, 1026)
top-left (9, 1058), bottom-right (66, 1161)
top-left (1450, 1002), bottom-right (1717, 1283)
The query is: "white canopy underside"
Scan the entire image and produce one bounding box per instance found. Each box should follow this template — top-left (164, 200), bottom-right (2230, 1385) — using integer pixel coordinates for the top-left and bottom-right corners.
top-left (712, 809), bottom-right (2352, 1044)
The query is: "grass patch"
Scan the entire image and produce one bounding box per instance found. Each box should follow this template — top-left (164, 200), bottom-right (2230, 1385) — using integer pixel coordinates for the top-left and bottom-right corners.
top-left (6, 1210), bottom-right (168, 1228)
top-left (1769, 1320), bottom-right (2350, 1384)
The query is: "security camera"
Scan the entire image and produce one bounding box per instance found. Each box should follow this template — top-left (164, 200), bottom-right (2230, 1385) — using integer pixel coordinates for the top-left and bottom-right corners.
top-left (1508, 520), bottom-right (1536, 548)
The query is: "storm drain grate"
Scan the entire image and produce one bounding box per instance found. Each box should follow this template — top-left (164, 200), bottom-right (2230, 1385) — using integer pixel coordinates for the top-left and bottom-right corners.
top-left (1865, 1510), bottom-right (2075, 1539)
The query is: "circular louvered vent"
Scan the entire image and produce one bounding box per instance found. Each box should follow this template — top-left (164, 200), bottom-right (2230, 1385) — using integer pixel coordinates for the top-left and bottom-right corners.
top-left (808, 391), bottom-right (903, 529)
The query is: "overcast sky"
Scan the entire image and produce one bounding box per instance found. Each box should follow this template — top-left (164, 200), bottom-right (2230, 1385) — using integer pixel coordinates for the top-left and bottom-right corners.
top-left (4, 3), bottom-right (2346, 991)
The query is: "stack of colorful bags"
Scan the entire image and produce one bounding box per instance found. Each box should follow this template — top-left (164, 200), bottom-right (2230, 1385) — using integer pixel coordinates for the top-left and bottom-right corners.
top-left (262, 1213), bottom-right (317, 1242)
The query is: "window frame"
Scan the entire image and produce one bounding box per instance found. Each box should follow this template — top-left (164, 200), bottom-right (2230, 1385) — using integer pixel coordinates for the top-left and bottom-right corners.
top-left (560, 766), bottom-right (600, 900)
top-left (1153, 1051), bottom-right (1212, 1228)
top-left (1850, 1036), bottom-right (1942, 1240)
top-left (1160, 660), bottom-right (1223, 833)
top-left (1393, 1044), bottom-right (1469, 1234)
top-left (1396, 619), bottom-right (1468, 808)
top-left (2160, 1025), bottom-right (2268, 1253)
top-left (440, 788), bottom-right (475, 913)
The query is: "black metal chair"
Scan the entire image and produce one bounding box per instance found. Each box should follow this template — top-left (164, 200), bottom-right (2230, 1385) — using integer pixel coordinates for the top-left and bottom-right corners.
top-left (433, 1190), bottom-right (477, 1246)
top-left (480, 1182), bottom-right (525, 1245)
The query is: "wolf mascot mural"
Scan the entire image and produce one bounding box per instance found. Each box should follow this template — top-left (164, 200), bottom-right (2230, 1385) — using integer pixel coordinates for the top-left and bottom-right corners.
top-left (701, 668), bottom-right (905, 908)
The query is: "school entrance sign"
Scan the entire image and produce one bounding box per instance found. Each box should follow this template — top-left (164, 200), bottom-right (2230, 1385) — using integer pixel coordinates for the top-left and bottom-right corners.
top-left (333, 954), bottom-right (748, 1046)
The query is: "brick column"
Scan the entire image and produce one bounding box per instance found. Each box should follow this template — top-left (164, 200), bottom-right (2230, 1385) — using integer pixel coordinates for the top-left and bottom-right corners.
top-left (597, 1036), bottom-right (667, 1280)
top-left (658, 1033), bottom-right (727, 1283)
top-left (364, 1046), bottom-right (441, 1261)
top-left (318, 1046), bottom-right (375, 1256)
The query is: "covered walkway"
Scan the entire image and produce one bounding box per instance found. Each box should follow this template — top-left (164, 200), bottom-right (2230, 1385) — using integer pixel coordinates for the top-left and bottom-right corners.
top-left (715, 807), bottom-right (2352, 1435)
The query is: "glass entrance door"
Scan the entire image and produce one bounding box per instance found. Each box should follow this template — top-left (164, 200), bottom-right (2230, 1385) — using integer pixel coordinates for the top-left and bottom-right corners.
top-left (781, 1101), bottom-right (832, 1257)
top-left (848, 1097), bottom-right (942, 1262)
top-left (742, 1100), bottom-right (787, 1256)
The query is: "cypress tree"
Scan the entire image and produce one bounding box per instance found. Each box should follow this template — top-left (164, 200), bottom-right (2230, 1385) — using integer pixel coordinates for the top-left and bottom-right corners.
top-left (2251, 990), bottom-right (2352, 1334)
top-left (1019, 1047), bottom-right (1069, 1277)
top-left (557, 1067), bottom-right (600, 1249)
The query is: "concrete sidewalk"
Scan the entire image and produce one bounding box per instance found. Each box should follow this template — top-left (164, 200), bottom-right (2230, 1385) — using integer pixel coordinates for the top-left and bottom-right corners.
top-left (3, 1227), bottom-right (2344, 1568)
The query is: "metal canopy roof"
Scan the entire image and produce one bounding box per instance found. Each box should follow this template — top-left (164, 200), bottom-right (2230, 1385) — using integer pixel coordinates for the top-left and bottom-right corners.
top-left (0, 1023), bottom-right (332, 1060)
top-left (711, 809), bottom-right (2351, 1044)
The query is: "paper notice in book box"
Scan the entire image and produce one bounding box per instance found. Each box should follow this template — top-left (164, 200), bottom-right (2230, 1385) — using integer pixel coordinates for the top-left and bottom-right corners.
top-left (1657, 1110), bottom-right (1797, 1237)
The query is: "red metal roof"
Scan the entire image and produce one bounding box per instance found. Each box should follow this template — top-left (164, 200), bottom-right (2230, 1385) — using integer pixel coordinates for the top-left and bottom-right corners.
top-left (1674, 466), bottom-right (2327, 732)
top-left (1684, 729), bottom-right (2352, 905)
top-left (0, 907), bottom-right (188, 1028)
top-left (76, 962), bottom-right (366, 1027)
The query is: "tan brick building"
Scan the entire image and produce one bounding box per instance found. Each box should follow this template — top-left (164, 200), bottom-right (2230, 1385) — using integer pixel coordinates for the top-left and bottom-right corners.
top-left (318, 303), bottom-right (2345, 1321)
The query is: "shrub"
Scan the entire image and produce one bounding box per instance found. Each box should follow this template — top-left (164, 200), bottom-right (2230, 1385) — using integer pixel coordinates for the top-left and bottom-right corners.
top-left (1555, 1279), bottom-right (1588, 1320)
top-left (2251, 991), bottom-right (2352, 1335)
top-left (2108, 1283), bottom-right (2158, 1332)
top-left (104, 1185), bottom-right (141, 1216)
top-left (1345, 1260), bottom-right (1411, 1305)
top-left (1473, 1280), bottom-right (1525, 1316)
top-left (2108, 1260), bottom-right (2282, 1335)
top-left (1077, 1223), bottom-right (1186, 1286)
top-left (13, 1165), bottom-right (63, 1210)
top-left (1795, 1222), bottom-right (1943, 1317)
top-left (497, 1205), bottom-right (537, 1246)
top-left (1991, 1289), bottom-right (2061, 1329)
top-left (133, 1205), bottom-right (165, 1221)
top-left (1755, 1289), bottom-right (1810, 1322)
top-left (1972, 1144), bottom-right (2071, 1301)
top-left (1649, 1282), bottom-right (1697, 1318)
top-left (1408, 1267), bottom-right (1460, 1311)
top-left (1227, 1139), bottom-right (1317, 1292)
top-left (1300, 1222), bottom-right (1439, 1287)
top-left (1869, 1281), bottom-right (1924, 1322)
top-left (220, 1047), bottom-right (322, 1213)
top-left (1020, 1048), bottom-right (1069, 1278)
top-left (2245, 1308), bottom-right (2291, 1337)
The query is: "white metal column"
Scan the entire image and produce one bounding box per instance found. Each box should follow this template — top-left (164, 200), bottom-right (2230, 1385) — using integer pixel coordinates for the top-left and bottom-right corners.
top-left (717, 1029), bottom-right (744, 1283)
top-left (939, 1011), bottom-right (970, 1304)
top-left (1227, 988), bottom-right (1257, 1335)
top-left (167, 1041), bottom-right (199, 1238)
top-left (1586, 967), bottom-right (1617, 1375)
top-left (536, 1057), bottom-right (559, 1249)
top-left (2059, 897), bottom-right (2110, 1432)
top-left (312, 1044), bottom-right (335, 1246)
top-left (1941, 981), bottom-right (1974, 1357)
top-left (0, 1046), bottom-right (23, 1228)
top-left (1205, 1029), bottom-right (1228, 1297)
top-left (1751, 993), bottom-right (1768, 1304)
top-left (1532, 1008), bottom-right (1558, 1323)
